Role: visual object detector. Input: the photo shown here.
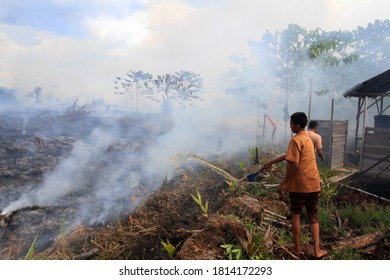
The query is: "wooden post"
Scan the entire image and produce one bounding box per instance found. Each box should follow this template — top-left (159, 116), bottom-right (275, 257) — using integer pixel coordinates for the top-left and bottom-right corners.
top-left (363, 96), bottom-right (368, 133)
top-left (359, 97), bottom-right (368, 171)
top-left (308, 77), bottom-right (313, 121)
top-left (354, 97), bottom-right (362, 153)
top-left (262, 113), bottom-right (266, 141)
top-left (329, 98), bottom-right (334, 168)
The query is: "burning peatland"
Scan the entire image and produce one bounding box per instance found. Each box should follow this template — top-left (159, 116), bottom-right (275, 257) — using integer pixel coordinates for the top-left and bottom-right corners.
top-left (1, 107), bottom-right (389, 260)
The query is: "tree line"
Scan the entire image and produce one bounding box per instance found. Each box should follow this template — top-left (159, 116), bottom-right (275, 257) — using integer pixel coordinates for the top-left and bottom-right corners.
top-left (114, 70), bottom-right (203, 112)
top-left (221, 19), bottom-right (390, 136)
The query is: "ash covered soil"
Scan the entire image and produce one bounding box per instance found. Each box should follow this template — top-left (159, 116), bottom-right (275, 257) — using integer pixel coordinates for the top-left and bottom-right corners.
top-left (1, 110), bottom-right (389, 260)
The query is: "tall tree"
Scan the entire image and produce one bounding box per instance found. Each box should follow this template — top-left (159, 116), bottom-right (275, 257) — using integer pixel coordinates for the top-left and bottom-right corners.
top-left (114, 70), bottom-right (153, 112)
top-left (153, 71), bottom-right (203, 110)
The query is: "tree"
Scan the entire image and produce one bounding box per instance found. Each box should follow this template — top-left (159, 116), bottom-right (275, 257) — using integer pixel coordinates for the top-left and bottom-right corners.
top-left (114, 70), bottom-right (203, 112)
top-left (351, 19), bottom-right (390, 76)
top-left (27, 86), bottom-right (43, 104)
top-left (114, 70), bottom-right (153, 112)
top-left (154, 70), bottom-right (203, 106)
top-left (249, 24), bottom-right (359, 137)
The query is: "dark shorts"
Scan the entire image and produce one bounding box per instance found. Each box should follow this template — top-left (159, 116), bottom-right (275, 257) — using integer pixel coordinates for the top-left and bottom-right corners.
top-left (289, 192), bottom-right (320, 224)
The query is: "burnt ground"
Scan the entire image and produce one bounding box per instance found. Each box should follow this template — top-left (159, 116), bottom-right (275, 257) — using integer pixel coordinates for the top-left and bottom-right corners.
top-left (1, 110), bottom-right (389, 260)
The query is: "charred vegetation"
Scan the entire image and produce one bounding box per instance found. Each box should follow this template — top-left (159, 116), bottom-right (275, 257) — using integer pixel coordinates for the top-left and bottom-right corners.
top-left (0, 109), bottom-right (389, 260)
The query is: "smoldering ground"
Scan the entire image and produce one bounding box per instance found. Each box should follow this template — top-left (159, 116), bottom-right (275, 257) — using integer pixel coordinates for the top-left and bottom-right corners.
top-left (0, 97), bottom-right (266, 256)
top-left (0, 108), bottom-right (171, 253)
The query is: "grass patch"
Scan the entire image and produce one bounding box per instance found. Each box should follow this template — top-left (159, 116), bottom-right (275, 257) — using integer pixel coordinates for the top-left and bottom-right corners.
top-left (246, 184), bottom-right (269, 197)
top-left (339, 203), bottom-right (390, 234)
top-left (330, 247), bottom-right (363, 260)
top-left (318, 207), bottom-right (335, 235)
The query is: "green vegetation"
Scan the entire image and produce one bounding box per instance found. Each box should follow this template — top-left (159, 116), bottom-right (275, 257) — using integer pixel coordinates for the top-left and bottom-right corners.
top-left (246, 184), bottom-right (269, 197)
top-left (191, 190), bottom-right (209, 217)
top-left (236, 160), bottom-right (247, 170)
top-left (330, 247), bottom-right (363, 260)
top-left (339, 203), bottom-right (390, 234)
top-left (220, 244), bottom-right (244, 260)
top-left (24, 236), bottom-right (39, 260)
top-left (224, 180), bottom-right (239, 192)
top-left (161, 239), bottom-right (180, 259)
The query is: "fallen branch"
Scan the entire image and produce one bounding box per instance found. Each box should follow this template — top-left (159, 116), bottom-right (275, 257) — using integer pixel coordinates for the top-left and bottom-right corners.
top-left (331, 231), bottom-right (385, 250)
top-left (262, 217), bottom-right (290, 227)
top-left (263, 184), bottom-right (279, 189)
top-left (263, 209), bottom-right (287, 220)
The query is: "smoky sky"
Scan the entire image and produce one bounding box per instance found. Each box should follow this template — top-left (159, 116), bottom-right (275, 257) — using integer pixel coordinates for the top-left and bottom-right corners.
top-left (1, 0), bottom-right (388, 104)
top-left (0, 0), bottom-right (146, 37)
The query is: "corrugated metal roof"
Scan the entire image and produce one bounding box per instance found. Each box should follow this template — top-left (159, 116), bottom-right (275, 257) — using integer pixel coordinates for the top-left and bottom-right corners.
top-left (343, 69), bottom-right (390, 98)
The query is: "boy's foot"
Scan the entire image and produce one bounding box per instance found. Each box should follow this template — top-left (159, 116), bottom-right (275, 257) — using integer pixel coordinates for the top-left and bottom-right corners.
top-left (314, 249), bottom-right (328, 259)
top-left (307, 245), bottom-right (328, 259)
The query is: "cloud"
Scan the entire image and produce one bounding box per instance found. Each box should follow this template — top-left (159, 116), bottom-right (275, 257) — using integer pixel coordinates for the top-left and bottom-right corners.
top-left (0, 0), bottom-right (147, 37)
top-left (0, 0), bottom-right (389, 105)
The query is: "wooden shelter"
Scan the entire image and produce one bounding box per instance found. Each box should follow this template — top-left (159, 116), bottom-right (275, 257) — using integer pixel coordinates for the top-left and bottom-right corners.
top-left (343, 69), bottom-right (390, 152)
top-left (343, 69), bottom-right (390, 191)
top-left (314, 120), bottom-right (348, 169)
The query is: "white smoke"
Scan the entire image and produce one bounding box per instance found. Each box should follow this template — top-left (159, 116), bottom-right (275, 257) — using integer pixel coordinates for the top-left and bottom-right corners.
top-left (1, 119), bottom-right (163, 227)
top-left (1, 88), bottom-right (265, 238)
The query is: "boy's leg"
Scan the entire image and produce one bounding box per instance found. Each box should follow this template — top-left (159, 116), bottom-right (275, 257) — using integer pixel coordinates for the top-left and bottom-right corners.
top-left (291, 213), bottom-right (301, 254)
top-left (310, 223), bottom-right (327, 258)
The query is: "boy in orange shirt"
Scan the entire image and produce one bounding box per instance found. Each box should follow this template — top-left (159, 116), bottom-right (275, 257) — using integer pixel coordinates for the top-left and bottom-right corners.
top-left (265, 112), bottom-right (327, 259)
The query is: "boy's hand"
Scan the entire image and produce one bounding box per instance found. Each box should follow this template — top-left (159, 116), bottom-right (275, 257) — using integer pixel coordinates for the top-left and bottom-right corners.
top-left (278, 181), bottom-right (288, 194)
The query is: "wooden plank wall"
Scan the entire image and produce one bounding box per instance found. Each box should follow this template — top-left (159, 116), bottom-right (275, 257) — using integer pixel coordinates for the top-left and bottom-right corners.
top-left (315, 120), bottom-right (348, 169)
top-left (361, 127), bottom-right (390, 180)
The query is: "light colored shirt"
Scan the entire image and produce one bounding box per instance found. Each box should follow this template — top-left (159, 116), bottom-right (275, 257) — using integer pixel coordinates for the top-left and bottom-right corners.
top-left (285, 131), bottom-right (321, 193)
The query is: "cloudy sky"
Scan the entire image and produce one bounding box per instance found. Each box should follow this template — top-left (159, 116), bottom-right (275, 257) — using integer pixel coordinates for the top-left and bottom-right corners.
top-left (0, 0), bottom-right (389, 106)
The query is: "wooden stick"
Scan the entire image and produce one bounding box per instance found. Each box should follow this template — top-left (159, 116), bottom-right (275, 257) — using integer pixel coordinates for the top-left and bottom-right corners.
top-left (344, 185), bottom-right (390, 203)
top-left (263, 217), bottom-right (290, 227)
top-left (263, 209), bottom-right (287, 220)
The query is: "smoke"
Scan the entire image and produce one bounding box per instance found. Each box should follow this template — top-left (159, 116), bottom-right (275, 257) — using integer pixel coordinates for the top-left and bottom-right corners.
top-left (1, 87), bottom-right (263, 227)
top-left (1, 115), bottom-right (165, 227)
top-left (0, 67), bottom-right (351, 228)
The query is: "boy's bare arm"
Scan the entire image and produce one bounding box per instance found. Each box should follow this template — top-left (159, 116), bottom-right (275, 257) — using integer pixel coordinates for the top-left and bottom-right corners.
top-left (265, 153), bottom-right (286, 168)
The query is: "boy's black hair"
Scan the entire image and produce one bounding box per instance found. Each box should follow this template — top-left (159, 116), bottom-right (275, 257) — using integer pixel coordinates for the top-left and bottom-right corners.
top-left (290, 112), bottom-right (308, 128)
top-left (308, 120), bottom-right (318, 129)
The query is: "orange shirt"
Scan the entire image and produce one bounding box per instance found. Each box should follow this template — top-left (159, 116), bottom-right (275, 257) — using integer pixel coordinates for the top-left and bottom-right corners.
top-left (285, 131), bottom-right (321, 193)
